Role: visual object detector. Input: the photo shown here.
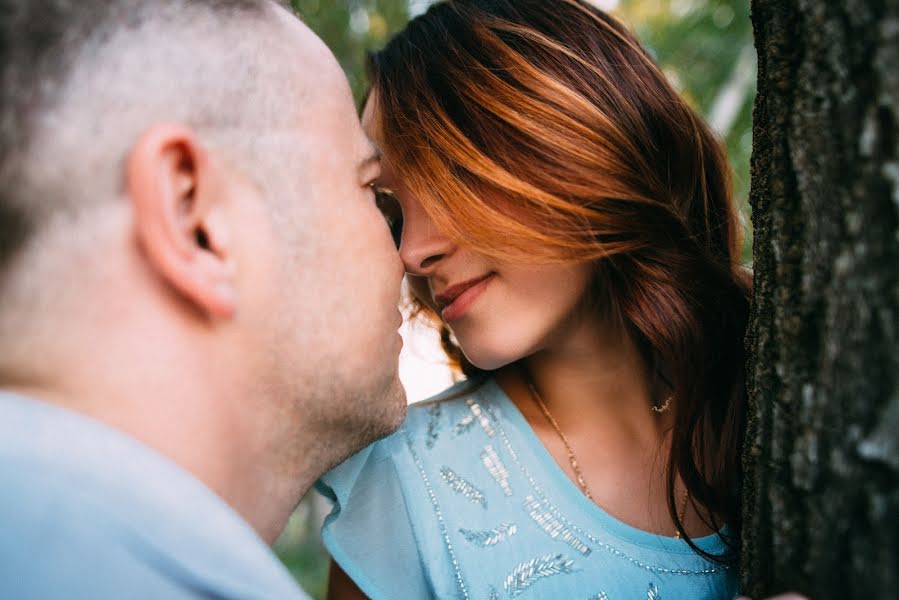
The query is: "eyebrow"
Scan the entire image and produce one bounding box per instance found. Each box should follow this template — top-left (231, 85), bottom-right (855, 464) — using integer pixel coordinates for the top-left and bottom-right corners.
top-left (358, 147), bottom-right (382, 173)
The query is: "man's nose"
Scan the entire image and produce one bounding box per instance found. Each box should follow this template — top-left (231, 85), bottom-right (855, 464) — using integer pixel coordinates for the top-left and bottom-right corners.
top-left (399, 205), bottom-right (456, 276)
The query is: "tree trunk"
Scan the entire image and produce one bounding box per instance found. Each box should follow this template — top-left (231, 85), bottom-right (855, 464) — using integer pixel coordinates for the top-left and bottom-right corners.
top-left (742, 1), bottom-right (899, 598)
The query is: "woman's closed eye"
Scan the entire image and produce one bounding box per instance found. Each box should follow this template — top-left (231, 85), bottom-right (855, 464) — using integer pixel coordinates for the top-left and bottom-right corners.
top-left (373, 186), bottom-right (403, 249)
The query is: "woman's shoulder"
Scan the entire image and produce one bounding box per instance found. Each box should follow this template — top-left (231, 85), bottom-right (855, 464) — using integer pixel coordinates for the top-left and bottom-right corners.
top-left (410, 376), bottom-right (491, 410)
top-left (315, 377), bottom-right (507, 600)
top-left (402, 376), bottom-right (505, 452)
top-left (317, 377), bottom-right (500, 498)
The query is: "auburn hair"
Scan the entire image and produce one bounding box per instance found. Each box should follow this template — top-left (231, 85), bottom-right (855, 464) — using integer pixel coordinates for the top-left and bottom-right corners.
top-left (367, 0), bottom-right (751, 563)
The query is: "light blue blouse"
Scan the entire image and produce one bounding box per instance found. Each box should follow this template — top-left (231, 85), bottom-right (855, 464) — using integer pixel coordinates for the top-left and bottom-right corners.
top-left (317, 378), bottom-right (739, 600)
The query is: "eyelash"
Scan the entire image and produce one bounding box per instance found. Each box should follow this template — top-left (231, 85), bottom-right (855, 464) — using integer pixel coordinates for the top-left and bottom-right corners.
top-left (370, 186), bottom-right (403, 248)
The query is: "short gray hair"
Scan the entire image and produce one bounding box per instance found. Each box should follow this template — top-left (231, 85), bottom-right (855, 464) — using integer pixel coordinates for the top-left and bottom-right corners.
top-left (0, 0), bottom-right (297, 277)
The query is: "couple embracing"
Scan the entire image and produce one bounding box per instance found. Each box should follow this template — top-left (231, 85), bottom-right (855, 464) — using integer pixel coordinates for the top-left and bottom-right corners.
top-left (0, 1), bottom-right (787, 599)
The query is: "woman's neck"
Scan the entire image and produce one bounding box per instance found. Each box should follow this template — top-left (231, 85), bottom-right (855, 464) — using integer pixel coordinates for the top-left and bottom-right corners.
top-left (499, 312), bottom-right (673, 446)
top-left (494, 311), bottom-right (704, 538)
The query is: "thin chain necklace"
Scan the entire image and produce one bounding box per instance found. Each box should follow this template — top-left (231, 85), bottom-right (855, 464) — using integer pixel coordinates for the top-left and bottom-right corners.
top-left (526, 379), bottom-right (594, 500)
top-left (674, 482), bottom-right (690, 539)
top-left (524, 377), bottom-right (690, 538)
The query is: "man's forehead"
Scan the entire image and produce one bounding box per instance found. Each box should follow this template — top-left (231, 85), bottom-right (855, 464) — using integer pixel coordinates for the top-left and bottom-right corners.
top-left (358, 143), bottom-right (382, 172)
top-left (247, 4), bottom-right (374, 170)
top-left (359, 90), bottom-right (384, 143)
top-left (263, 3), bottom-right (349, 93)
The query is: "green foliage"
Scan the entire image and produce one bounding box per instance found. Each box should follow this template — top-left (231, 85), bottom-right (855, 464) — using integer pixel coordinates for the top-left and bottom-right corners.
top-left (290, 0), bottom-right (410, 101)
top-left (617, 0), bottom-right (756, 260)
top-left (274, 492), bottom-right (331, 600)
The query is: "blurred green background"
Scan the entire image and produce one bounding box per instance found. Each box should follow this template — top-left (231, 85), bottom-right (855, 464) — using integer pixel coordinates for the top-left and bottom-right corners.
top-left (276, 1), bottom-right (755, 597)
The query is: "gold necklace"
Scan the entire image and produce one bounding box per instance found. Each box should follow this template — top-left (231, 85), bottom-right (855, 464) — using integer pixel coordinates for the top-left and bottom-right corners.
top-left (674, 483), bottom-right (690, 539)
top-left (525, 378), bottom-right (690, 538)
top-left (526, 380), bottom-right (594, 500)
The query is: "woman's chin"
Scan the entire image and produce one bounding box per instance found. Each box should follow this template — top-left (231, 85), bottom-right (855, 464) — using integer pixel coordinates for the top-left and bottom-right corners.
top-left (460, 347), bottom-right (526, 373)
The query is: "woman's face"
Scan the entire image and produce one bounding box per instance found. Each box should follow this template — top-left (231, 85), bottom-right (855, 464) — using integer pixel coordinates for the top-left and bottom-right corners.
top-left (362, 95), bottom-right (594, 370)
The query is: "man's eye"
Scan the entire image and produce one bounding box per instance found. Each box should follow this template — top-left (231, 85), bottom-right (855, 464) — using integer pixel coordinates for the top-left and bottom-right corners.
top-left (373, 188), bottom-right (403, 249)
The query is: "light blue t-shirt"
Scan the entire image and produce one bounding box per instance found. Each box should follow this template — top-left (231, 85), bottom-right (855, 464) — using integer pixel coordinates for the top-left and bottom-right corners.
top-left (0, 391), bottom-right (310, 600)
top-left (318, 378), bottom-right (740, 599)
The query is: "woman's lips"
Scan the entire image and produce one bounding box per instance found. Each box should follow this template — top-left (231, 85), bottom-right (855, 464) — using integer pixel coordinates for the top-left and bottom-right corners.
top-left (437, 273), bottom-right (495, 322)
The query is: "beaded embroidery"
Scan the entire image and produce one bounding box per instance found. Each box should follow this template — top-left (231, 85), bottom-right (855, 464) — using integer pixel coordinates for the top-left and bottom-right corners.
top-left (484, 400), bottom-right (727, 577)
top-left (459, 522), bottom-right (517, 547)
top-left (425, 403), bottom-right (442, 449)
top-left (454, 413), bottom-right (476, 436)
top-left (467, 398), bottom-right (496, 437)
top-left (481, 444), bottom-right (513, 496)
top-left (590, 591), bottom-right (662, 600)
top-left (395, 389), bottom-right (727, 600)
top-left (403, 430), bottom-right (470, 599)
top-left (525, 495), bottom-right (592, 555)
top-left (503, 553), bottom-right (577, 597)
top-left (440, 466), bottom-right (488, 508)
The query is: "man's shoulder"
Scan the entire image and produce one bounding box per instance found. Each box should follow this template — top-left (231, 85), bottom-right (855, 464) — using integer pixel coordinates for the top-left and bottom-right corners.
top-left (0, 468), bottom-right (202, 599)
top-left (0, 483), bottom-right (311, 599)
top-left (0, 393), bottom-right (310, 600)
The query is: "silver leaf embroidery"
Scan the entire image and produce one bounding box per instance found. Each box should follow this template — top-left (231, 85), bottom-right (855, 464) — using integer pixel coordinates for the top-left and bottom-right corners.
top-left (483, 401), bottom-right (727, 577)
top-left (440, 466), bottom-right (487, 508)
top-left (647, 583), bottom-right (662, 600)
top-left (503, 553), bottom-right (576, 597)
top-left (481, 444), bottom-right (513, 496)
top-left (489, 586), bottom-right (501, 600)
top-left (403, 432), bottom-right (469, 599)
top-left (587, 594), bottom-right (609, 600)
top-left (425, 403), bottom-right (442, 449)
top-left (524, 495), bottom-right (592, 555)
top-left (454, 414), bottom-right (476, 436)
top-left (458, 522), bottom-right (517, 547)
top-left (467, 398), bottom-right (496, 437)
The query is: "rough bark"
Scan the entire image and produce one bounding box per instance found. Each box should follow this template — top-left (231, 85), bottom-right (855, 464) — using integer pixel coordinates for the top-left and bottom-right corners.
top-left (742, 0), bottom-right (899, 598)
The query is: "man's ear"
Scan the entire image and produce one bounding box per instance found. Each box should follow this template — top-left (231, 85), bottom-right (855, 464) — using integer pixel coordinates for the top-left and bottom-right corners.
top-left (126, 124), bottom-right (237, 319)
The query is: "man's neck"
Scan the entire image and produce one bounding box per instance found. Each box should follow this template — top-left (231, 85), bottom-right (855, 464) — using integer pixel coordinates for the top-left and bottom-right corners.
top-left (1, 356), bottom-right (304, 546)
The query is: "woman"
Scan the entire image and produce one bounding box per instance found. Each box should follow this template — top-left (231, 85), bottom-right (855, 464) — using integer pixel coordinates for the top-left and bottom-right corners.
top-left (318, 1), bottom-right (750, 598)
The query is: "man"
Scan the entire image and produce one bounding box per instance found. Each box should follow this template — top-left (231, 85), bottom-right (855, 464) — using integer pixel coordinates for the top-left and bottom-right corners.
top-left (0, 0), bottom-right (406, 597)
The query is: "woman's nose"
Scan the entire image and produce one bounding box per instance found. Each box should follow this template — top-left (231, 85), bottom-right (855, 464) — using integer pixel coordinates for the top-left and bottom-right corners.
top-left (399, 202), bottom-right (456, 276)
